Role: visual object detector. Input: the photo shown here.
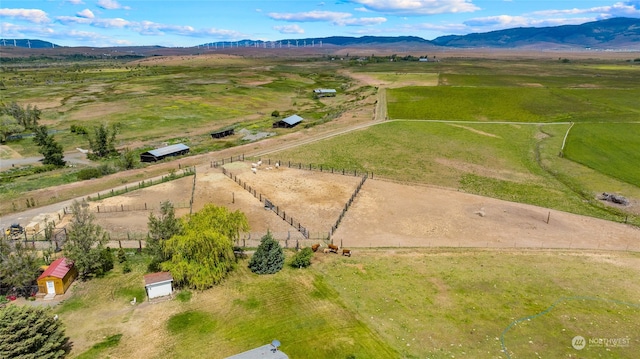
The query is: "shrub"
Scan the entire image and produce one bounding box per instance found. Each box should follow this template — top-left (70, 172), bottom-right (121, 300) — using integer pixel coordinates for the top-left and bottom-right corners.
top-left (248, 232), bottom-right (284, 274)
top-left (76, 167), bottom-right (102, 180)
top-left (290, 247), bottom-right (313, 268)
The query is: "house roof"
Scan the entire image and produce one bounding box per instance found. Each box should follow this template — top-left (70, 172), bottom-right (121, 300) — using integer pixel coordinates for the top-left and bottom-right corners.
top-left (145, 143), bottom-right (189, 158)
top-left (38, 257), bottom-right (73, 280)
top-left (144, 272), bottom-right (174, 286)
top-left (281, 115), bottom-right (303, 126)
top-left (225, 344), bottom-right (289, 359)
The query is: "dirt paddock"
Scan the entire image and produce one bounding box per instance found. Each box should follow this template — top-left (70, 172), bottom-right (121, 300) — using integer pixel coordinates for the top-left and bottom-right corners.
top-left (87, 161), bottom-right (640, 251)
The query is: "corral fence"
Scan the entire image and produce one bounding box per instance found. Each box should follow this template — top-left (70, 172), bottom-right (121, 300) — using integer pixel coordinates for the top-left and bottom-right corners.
top-left (86, 166), bottom-right (196, 202)
top-left (221, 167), bottom-right (310, 239)
top-left (330, 173), bottom-right (368, 237)
top-left (84, 201), bottom-right (191, 214)
top-left (210, 154), bottom-right (245, 168)
top-left (3, 226), bottom-right (67, 252)
top-left (247, 157), bottom-right (374, 179)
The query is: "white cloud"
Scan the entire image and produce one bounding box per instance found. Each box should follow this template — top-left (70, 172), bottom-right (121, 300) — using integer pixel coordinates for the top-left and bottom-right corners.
top-left (97, 0), bottom-right (130, 10)
top-left (346, 0), bottom-right (480, 15)
top-left (0, 8), bottom-right (50, 23)
top-left (77, 9), bottom-right (95, 19)
top-left (532, 2), bottom-right (640, 17)
top-left (273, 24), bottom-right (305, 34)
top-left (268, 10), bottom-right (386, 26)
top-left (66, 0), bottom-right (85, 4)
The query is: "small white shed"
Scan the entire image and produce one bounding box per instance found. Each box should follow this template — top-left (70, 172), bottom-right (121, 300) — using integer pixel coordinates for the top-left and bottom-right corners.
top-left (144, 272), bottom-right (174, 300)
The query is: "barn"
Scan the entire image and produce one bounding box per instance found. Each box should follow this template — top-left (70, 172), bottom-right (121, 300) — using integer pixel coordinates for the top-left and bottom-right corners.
top-left (313, 88), bottom-right (336, 98)
top-left (273, 115), bottom-right (303, 128)
top-left (144, 272), bottom-right (174, 300)
top-left (37, 257), bottom-right (78, 297)
top-left (211, 128), bottom-right (235, 139)
top-left (140, 143), bottom-right (190, 162)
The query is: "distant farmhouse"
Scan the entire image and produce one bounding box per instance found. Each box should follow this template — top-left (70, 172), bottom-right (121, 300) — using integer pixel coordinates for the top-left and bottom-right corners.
top-left (273, 114), bottom-right (303, 129)
top-left (140, 143), bottom-right (190, 162)
top-left (211, 127), bottom-right (235, 139)
top-left (313, 88), bottom-right (336, 98)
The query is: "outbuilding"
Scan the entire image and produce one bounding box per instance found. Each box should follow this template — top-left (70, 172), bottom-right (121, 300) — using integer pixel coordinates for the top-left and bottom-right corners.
top-left (313, 88), bottom-right (336, 98)
top-left (211, 128), bottom-right (235, 139)
top-left (140, 143), bottom-right (190, 162)
top-left (226, 340), bottom-right (288, 359)
top-left (272, 115), bottom-right (303, 129)
top-left (37, 257), bottom-right (78, 297)
top-left (144, 272), bottom-right (174, 300)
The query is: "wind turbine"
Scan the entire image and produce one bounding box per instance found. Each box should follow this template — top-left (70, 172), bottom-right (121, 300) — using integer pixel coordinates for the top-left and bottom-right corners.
top-left (312, 40), bottom-right (314, 47)
top-left (27, 40), bottom-right (31, 48)
top-left (1, 39), bottom-right (5, 46)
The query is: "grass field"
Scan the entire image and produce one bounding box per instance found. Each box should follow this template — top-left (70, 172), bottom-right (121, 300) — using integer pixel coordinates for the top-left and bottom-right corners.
top-left (564, 123), bottom-right (640, 187)
top-left (52, 249), bottom-right (640, 358)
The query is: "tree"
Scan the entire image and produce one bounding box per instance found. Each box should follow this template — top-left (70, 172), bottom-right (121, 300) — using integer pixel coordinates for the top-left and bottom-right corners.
top-left (0, 242), bottom-right (40, 297)
top-left (0, 305), bottom-right (70, 359)
top-left (248, 232), bottom-right (284, 275)
top-left (289, 247), bottom-right (313, 268)
top-left (161, 204), bottom-right (249, 290)
top-left (147, 201), bottom-right (182, 271)
top-left (0, 114), bottom-right (24, 143)
top-left (87, 123), bottom-right (119, 159)
top-left (119, 148), bottom-right (137, 170)
top-left (64, 200), bottom-right (110, 279)
top-left (0, 101), bottom-right (40, 130)
top-left (33, 125), bottom-right (65, 167)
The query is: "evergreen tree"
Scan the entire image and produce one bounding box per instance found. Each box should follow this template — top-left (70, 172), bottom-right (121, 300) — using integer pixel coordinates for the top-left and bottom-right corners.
top-left (0, 305), bottom-right (70, 359)
top-left (87, 123), bottom-right (119, 159)
top-left (33, 125), bottom-right (65, 167)
top-left (64, 200), bottom-right (110, 279)
top-left (161, 204), bottom-right (248, 290)
top-left (248, 232), bottom-right (284, 274)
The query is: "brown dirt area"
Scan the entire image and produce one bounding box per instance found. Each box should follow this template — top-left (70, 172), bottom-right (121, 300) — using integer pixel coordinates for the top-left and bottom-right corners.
top-left (87, 161), bottom-right (640, 251)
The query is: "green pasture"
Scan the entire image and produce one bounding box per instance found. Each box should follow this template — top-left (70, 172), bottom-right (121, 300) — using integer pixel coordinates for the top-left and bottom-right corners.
top-left (387, 87), bottom-right (640, 122)
top-left (272, 120), bottom-right (636, 224)
top-left (564, 123), bottom-right (640, 187)
top-left (55, 249), bottom-right (640, 358)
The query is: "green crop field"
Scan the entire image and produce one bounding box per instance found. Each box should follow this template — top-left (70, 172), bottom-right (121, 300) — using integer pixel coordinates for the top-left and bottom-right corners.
top-left (564, 123), bottom-right (640, 187)
top-left (52, 249), bottom-right (640, 358)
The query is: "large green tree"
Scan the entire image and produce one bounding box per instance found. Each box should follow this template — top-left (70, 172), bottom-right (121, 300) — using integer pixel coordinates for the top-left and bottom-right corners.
top-left (64, 200), bottom-right (111, 279)
top-left (0, 305), bottom-right (70, 359)
top-left (147, 201), bottom-right (182, 271)
top-left (87, 123), bottom-right (119, 159)
top-left (1, 101), bottom-right (41, 130)
top-left (0, 242), bottom-right (40, 297)
top-left (161, 204), bottom-right (249, 290)
top-left (0, 114), bottom-right (24, 143)
top-left (248, 232), bottom-right (284, 275)
top-left (33, 125), bottom-right (66, 167)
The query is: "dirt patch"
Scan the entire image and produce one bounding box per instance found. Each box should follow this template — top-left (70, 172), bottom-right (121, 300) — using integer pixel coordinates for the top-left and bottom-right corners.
top-left (0, 145), bottom-right (23, 159)
top-left (447, 124), bottom-right (501, 138)
top-left (89, 161), bottom-right (640, 252)
top-left (434, 158), bottom-right (538, 183)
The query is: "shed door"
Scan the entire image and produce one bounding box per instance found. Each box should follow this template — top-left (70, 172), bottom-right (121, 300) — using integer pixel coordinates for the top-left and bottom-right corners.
top-left (46, 280), bottom-right (55, 294)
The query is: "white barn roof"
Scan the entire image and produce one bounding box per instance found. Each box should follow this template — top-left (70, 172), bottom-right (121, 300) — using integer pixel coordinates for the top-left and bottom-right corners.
top-left (146, 143), bottom-right (190, 157)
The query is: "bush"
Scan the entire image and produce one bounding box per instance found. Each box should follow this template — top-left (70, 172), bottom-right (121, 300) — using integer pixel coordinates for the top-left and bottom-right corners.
top-left (117, 248), bottom-right (127, 263)
top-left (248, 232), bottom-right (284, 274)
top-left (122, 262), bottom-right (131, 274)
top-left (290, 247), bottom-right (313, 268)
top-left (76, 167), bottom-right (102, 180)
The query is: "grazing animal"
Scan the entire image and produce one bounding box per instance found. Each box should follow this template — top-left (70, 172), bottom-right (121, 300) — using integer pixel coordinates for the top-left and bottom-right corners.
top-left (328, 244), bottom-right (339, 253)
top-left (251, 163), bottom-right (257, 168)
top-left (342, 249), bottom-right (351, 257)
top-left (312, 243), bottom-right (321, 252)
top-left (275, 162), bottom-right (280, 169)
top-left (257, 160), bottom-right (262, 166)
top-left (323, 248), bottom-right (330, 254)
top-left (251, 167), bottom-right (257, 174)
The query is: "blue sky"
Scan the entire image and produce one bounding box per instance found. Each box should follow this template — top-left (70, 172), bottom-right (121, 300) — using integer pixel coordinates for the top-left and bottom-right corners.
top-left (1, 1), bottom-right (640, 47)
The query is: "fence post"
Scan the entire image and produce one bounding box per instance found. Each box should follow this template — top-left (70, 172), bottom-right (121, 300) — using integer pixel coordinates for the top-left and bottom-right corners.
top-left (97, 206), bottom-right (100, 213)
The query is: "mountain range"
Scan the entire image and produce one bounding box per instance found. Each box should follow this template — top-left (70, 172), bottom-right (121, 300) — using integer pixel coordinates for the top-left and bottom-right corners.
top-left (1, 17), bottom-right (639, 52)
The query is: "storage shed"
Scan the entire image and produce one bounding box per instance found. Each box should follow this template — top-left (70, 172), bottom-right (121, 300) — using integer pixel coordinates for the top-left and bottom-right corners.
top-left (37, 257), bottom-right (77, 296)
top-left (144, 272), bottom-right (174, 300)
top-left (211, 128), bottom-right (235, 139)
top-left (313, 88), bottom-right (337, 97)
top-left (140, 143), bottom-right (190, 162)
top-left (226, 341), bottom-right (288, 359)
top-left (273, 115), bottom-right (303, 128)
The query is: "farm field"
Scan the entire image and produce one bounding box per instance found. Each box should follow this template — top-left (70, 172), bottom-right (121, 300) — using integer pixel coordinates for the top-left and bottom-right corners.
top-left (44, 248), bottom-right (640, 358)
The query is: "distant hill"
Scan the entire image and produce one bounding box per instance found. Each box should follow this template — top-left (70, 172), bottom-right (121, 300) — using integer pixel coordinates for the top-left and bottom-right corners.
top-left (0, 39), bottom-right (60, 49)
top-left (431, 17), bottom-right (640, 49)
top-left (2, 17), bottom-right (639, 54)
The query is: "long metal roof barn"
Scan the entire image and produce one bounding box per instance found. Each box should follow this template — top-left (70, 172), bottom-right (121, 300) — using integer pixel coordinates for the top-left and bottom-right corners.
top-left (273, 114), bottom-right (303, 128)
top-left (140, 143), bottom-right (190, 162)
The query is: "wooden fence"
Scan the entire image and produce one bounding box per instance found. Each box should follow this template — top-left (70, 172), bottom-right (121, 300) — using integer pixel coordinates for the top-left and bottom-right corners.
top-left (221, 167), bottom-right (309, 238)
top-left (330, 173), bottom-right (368, 237)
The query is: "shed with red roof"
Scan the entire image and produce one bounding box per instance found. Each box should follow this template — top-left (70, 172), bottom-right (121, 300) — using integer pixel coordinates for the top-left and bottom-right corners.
top-left (144, 272), bottom-right (174, 300)
top-left (37, 257), bottom-right (78, 295)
